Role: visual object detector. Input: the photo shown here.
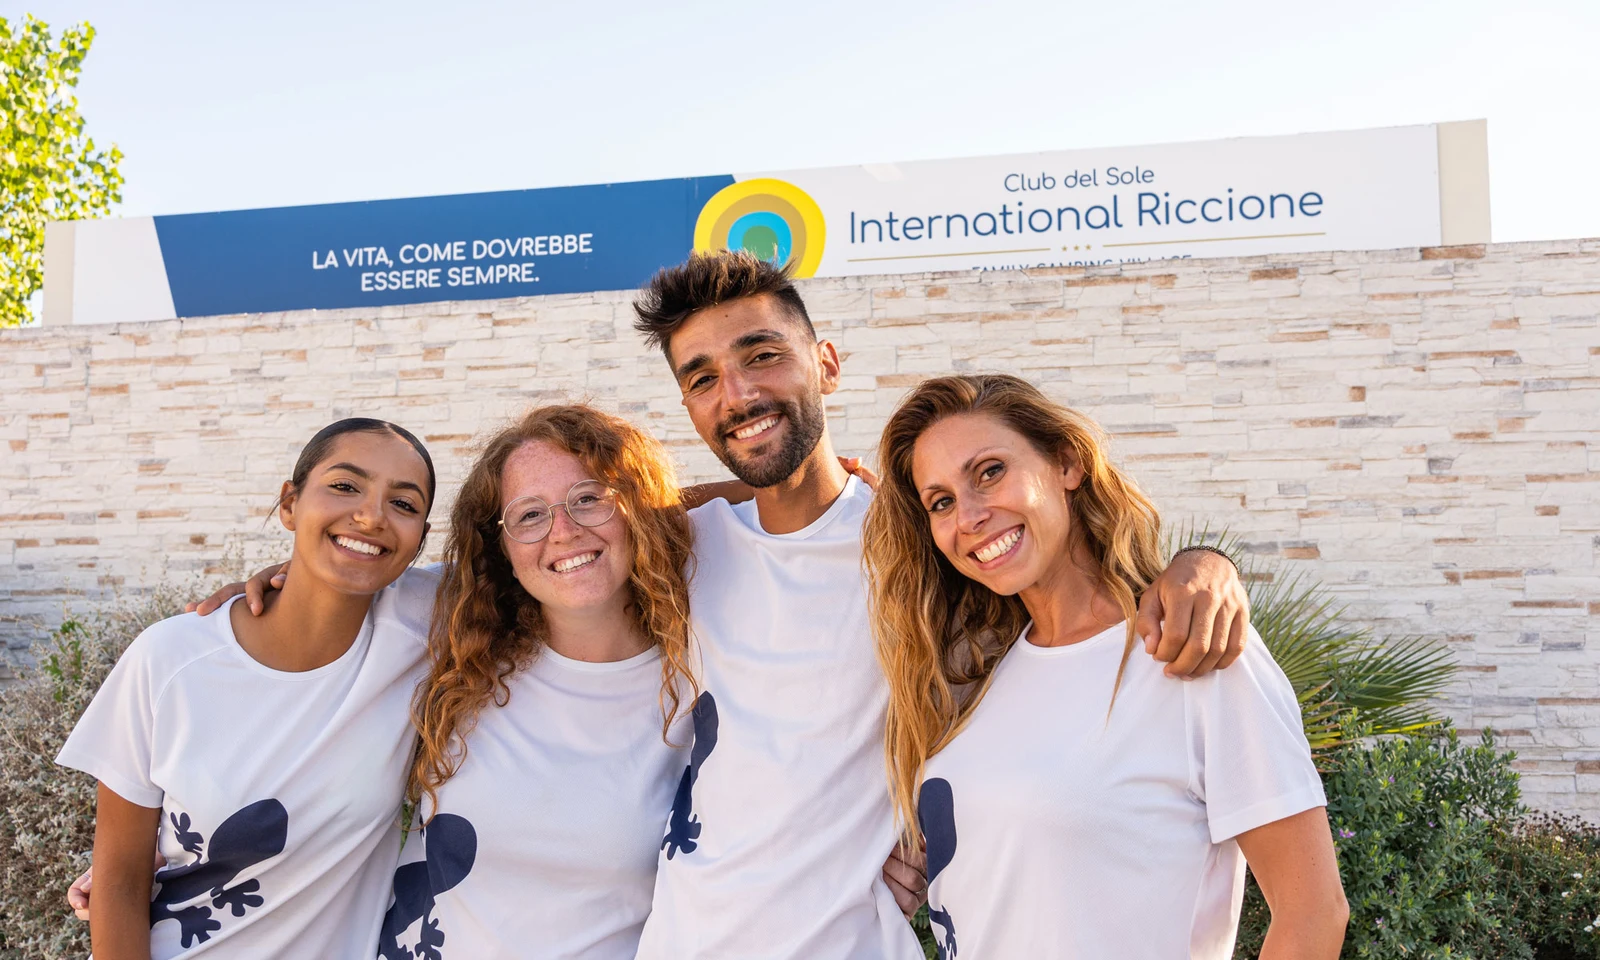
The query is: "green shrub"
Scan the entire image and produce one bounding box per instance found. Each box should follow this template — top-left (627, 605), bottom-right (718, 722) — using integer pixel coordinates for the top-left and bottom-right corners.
top-left (1495, 811), bottom-right (1600, 960)
top-left (1235, 729), bottom-right (1600, 960)
top-left (911, 904), bottom-right (936, 958)
top-left (1323, 728), bottom-right (1524, 959)
top-left (0, 591), bottom-right (184, 960)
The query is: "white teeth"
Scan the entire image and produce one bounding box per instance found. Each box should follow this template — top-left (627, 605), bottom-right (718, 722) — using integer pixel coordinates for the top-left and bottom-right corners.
top-left (553, 552), bottom-right (599, 573)
top-left (732, 416), bottom-right (779, 440)
top-left (334, 535), bottom-right (383, 556)
top-left (974, 529), bottom-right (1021, 563)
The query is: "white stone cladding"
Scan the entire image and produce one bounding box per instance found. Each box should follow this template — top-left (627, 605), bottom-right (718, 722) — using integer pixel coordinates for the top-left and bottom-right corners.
top-left (2, 239), bottom-right (1598, 812)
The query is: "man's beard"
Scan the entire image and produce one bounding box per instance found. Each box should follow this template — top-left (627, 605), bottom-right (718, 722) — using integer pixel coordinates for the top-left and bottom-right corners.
top-left (711, 389), bottom-right (827, 489)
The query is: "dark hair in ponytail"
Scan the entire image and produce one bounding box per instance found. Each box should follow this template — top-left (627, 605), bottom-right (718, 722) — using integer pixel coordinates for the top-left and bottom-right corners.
top-left (279, 418), bottom-right (437, 515)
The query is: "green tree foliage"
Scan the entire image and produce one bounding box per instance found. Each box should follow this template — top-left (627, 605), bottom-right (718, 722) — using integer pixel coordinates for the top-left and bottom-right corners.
top-left (0, 14), bottom-right (123, 328)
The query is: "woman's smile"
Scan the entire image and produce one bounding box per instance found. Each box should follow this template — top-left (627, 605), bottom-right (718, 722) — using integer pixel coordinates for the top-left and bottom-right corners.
top-left (549, 549), bottom-right (602, 574)
top-left (329, 532), bottom-right (390, 559)
top-left (969, 526), bottom-right (1024, 567)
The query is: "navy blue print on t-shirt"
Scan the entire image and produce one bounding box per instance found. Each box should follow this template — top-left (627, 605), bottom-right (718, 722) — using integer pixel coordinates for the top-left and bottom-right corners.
top-left (376, 813), bottom-right (478, 960)
top-left (919, 778), bottom-right (958, 960)
top-left (662, 691), bottom-right (718, 860)
top-left (169, 812), bottom-right (204, 855)
top-left (149, 798), bottom-right (289, 949)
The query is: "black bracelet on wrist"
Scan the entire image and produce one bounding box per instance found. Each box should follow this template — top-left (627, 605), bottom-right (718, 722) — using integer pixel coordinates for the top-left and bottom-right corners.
top-left (1172, 543), bottom-right (1239, 573)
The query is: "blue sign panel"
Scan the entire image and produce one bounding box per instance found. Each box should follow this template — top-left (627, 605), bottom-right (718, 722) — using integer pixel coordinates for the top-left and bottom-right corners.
top-left (151, 175), bottom-right (735, 317)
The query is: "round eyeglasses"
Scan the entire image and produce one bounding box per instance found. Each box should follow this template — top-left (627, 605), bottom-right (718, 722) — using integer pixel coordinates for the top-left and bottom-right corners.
top-left (498, 479), bottom-right (618, 544)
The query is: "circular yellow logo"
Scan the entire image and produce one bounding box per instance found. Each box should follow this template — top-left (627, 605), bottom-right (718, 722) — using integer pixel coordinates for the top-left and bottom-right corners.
top-left (693, 178), bottom-right (826, 278)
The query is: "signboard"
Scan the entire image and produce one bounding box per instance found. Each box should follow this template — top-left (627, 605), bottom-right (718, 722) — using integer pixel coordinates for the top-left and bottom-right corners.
top-left (44, 121), bottom-right (1489, 325)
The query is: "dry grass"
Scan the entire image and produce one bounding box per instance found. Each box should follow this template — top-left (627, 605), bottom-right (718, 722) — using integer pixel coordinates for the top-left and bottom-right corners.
top-left (0, 588), bottom-right (187, 960)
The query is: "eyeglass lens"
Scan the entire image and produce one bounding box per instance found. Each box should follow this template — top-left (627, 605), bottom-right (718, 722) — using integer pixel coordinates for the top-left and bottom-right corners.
top-left (501, 480), bottom-right (616, 543)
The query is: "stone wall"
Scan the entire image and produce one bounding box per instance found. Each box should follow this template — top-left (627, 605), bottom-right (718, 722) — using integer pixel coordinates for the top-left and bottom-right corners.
top-left (3, 238), bottom-right (1598, 811)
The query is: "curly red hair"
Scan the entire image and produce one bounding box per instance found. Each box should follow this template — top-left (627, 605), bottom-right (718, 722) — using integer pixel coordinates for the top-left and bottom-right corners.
top-left (409, 405), bottom-right (696, 815)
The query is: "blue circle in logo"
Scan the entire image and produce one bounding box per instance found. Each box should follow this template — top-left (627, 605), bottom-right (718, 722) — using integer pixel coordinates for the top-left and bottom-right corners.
top-left (725, 211), bottom-right (793, 265)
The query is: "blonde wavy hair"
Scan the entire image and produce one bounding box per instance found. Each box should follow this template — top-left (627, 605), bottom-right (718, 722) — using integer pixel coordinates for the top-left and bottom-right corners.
top-left (862, 374), bottom-right (1165, 832)
top-left (410, 405), bottom-right (696, 816)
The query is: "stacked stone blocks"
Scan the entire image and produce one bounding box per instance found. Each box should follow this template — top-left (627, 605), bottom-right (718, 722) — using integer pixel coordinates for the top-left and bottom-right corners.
top-left (2, 239), bottom-right (1597, 811)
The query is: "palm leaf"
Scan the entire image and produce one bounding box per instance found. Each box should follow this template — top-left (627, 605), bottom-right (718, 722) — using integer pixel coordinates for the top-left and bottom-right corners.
top-left (1170, 525), bottom-right (1455, 749)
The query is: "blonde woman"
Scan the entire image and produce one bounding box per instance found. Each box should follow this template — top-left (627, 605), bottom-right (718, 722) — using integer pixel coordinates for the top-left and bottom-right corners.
top-left (863, 375), bottom-right (1348, 960)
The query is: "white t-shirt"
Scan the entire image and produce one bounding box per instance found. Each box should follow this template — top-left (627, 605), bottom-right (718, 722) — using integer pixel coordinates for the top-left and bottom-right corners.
top-left (378, 644), bottom-right (689, 960)
top-left (56, 569), bottom-right (438, 959)
top-left (918, 621), bottom-right (1325, 960)
top-left (634, 476), bottom-right (923, 960)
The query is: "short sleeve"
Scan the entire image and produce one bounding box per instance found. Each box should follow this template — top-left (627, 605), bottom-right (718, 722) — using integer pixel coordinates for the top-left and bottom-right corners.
top-left (55, 629), bottom-right (166, 809)
top-left (1185, 629), bottom-right (1326, 843)
top-left (380, 565), bottom-right (442, 642)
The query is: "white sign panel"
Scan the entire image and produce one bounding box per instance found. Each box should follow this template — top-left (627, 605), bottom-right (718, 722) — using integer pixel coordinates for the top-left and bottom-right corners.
top-left (756, 124), bottom-right (1443, 275)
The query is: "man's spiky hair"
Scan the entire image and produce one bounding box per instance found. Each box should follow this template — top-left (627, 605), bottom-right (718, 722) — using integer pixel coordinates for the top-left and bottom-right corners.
top-left (632, 250), bottom-right (815, 358)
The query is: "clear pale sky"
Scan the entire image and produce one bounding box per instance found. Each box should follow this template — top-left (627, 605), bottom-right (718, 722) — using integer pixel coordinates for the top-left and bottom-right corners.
top-left (21, 0), bottom-right (1600, 243)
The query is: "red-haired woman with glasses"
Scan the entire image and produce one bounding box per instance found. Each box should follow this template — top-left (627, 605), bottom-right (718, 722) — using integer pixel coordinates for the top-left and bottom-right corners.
top-left (388, 404), bottom-right (704, 959)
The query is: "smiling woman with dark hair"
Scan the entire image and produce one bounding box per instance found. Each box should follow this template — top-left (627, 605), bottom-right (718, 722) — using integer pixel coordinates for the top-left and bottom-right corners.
top-left (57, 419), bottom-right (441, 959)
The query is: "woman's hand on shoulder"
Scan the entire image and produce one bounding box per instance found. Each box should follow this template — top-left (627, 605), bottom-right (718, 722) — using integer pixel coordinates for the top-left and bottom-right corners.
top-left (839, 456), bottom-right (880, 491)
top-left (185, 561), bottom-right (290, 617)
top-left (681, 480), bottom-right (754, 508)
top-left (678, 456), bottom-right (878, 508)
